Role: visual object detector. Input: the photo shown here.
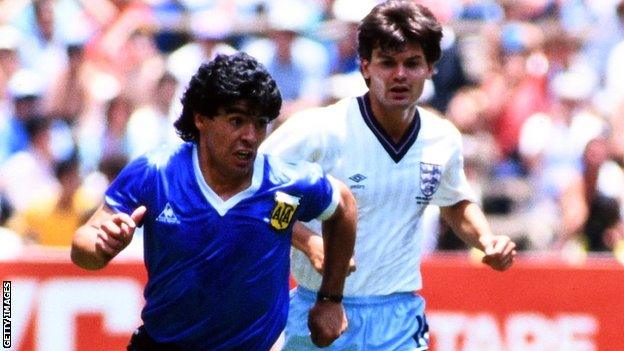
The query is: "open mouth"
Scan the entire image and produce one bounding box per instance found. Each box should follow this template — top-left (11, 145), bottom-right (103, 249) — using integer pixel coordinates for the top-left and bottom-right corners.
top-left (235, 150), bottom-right (253, 160)
top-left (390, 86), bottom-right (410, 93)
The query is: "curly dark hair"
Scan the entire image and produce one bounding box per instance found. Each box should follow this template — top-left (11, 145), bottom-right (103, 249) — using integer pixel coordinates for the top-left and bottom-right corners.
top-left (174, 52), bottom-right (282, 142)
top-left (358, 0), bottom-right (443, 64)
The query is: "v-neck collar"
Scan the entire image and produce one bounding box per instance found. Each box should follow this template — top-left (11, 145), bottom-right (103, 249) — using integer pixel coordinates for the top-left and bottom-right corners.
top-left (357, 93), bottom-right (421, 163)
top-left (192, 144), bottom-right (264, 216)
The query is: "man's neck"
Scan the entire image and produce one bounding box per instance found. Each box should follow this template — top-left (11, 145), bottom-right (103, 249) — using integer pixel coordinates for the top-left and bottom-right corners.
top-left (197, 149), bottom-right (252, 201)
top-left (368, 99), bottom-right (418, 143)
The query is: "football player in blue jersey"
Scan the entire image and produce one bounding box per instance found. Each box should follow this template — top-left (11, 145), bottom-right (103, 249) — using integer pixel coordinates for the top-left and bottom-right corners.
top-left (71, 52), bottom-right (357, 350)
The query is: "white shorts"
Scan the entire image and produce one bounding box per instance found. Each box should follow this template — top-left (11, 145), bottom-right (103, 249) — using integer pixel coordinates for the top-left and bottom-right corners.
top-left (284, 287), bottom-right (429, 351)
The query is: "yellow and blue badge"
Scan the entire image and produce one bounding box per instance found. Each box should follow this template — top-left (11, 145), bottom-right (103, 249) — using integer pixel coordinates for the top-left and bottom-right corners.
top-left (270, 191), bottom-right (300, 230)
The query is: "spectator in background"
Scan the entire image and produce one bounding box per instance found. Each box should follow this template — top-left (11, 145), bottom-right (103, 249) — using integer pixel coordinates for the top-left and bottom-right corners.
top-left (0, 25), bottom-right (21, 93)
top-left (10, 0), bottom-right (89, 91)
top-left (578, 0), bottom-right (624, 82)
top-left (43, 43), bottom-right (89, 126)
top-left (82, 0), bottom-right (156, 82)
top-left (78, 95), bottom-right (133, 172)
top-left (0, 193), bottom-right (23, 259)
top-left (1, 69), bottom-right (44, 159)
top-left (126, 71), bottom-right (180, 159)
top-left (243, 0), bottom-right (330, 126)
top-left (604, 1), bottom-right (624, 105)
top-left (559, 136), bottom-right (624, 252)
top-left (428, 12), bottom-right (470, 114)
top-left (0, 116), bottom-right (59, 213)
top-left (166, 8), bottom-right (237, 86)
top-left (484, 21), bottom-right (549, 173)
top-left (9, 152), bottom-right (92, 247)
top-left (518, 69), bottom-right (607, 249)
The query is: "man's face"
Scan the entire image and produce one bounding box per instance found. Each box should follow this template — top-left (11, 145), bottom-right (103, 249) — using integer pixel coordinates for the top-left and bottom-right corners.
top-left (360, 43), bottom-right (433, 112)
top-left (195, 101), bottom-right (270, 181)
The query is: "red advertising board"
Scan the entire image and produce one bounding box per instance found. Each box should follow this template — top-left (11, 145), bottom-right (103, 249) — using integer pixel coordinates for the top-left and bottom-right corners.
top-left (421, 254), bottom-right (624, 351)
top-left (1, 251), bottom-right (623, 351)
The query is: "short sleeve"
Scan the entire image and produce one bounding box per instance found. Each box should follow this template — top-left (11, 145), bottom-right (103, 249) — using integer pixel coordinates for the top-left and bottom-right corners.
top-left (431, 129), bottom-right (477, 206)
top-left (104, 155), bottom-right (155, 214)
top-left (296, 163), bottom-right (340, 222)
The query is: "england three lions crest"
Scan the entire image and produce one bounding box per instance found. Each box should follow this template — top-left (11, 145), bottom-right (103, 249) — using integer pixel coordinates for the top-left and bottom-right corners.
top-left (270, 191), bottom-right (301, 230)
top-left (420, 162), bottom-right (442, 198)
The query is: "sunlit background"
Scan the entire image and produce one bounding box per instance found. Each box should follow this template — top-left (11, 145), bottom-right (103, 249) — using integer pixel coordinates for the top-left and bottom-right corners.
top-left (0, 0), bottom-right (623, 350)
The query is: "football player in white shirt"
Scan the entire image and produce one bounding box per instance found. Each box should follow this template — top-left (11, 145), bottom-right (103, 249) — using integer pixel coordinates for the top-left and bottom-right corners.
top-left (260, 1), bottom-right (517, 350)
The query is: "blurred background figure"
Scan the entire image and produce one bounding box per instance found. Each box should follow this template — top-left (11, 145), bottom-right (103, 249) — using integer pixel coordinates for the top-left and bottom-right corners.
top-left (242, 0), bottom-right (329, 126)
top-left (0, 193), bottom-right (23, 259)
top-left (166, 8), bottom-right (237, 86)
top-left (0, 116), bottom-right (59, 214)
top-left (518, 68), bottom-right (607, 249)
top-left (126, 71), bottom-right (180, 159)
top-left (559, 136), bottom-right (624, 252)
top-left (8, 152), bottom-right (94, 247)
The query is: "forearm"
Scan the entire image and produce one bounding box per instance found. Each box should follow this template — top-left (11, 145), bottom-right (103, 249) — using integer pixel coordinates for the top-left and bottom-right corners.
top-left (440, 200), bottom-right (493, 251)
top-left (291, 222), bottom-right (319, 255)
top-left (71, 224), bottom-right (110, 270)
top-left (318, 187), bottom-right (356, 295)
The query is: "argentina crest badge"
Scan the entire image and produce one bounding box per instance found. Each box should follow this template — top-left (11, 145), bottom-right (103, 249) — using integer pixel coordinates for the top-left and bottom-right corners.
top-left (420, 162), bottom-right (442, 198)
top-left (270, 191), bottom-right (300, 230)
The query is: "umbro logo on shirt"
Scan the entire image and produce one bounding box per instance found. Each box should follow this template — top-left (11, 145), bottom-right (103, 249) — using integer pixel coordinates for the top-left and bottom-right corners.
top-left (348, 173), bottom-right (367, 189)
top-left (156, 202), bottom-right (180, 224)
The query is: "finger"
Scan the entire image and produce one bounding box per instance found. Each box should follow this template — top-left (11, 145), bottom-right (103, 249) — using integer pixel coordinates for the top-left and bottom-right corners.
top-left (131, 206), bottom-right (147, 224)
top-left (112, 206), bottom-right (146, 231)
top-left (502, 241), bottom-right (517, 257)
top-left (112, 212), bottom-right (136, 233)
top-left (493, 237), bottom-right (511, 254)
top-left (101, 220), bottom-right (122, 238)
top-left (95, 234), bottom-right (117, 257)
top-left (98, 230), bottom-right (125, 250)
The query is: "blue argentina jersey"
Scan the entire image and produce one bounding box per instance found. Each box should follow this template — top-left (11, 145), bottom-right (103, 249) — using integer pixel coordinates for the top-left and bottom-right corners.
top-left (104, 142), bottom-right (339, 350)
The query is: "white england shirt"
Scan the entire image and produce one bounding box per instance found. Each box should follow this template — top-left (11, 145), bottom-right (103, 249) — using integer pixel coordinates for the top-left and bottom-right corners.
top-left (260, 94), bottom-right (476, 295)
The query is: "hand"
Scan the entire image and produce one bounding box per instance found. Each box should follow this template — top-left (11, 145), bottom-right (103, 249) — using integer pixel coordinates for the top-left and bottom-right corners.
top-left (95, 206), bottom-right (146, 261)
top-left (308, 301), bottom-right (347, 348)
top-left (305, 235), bottom-right (356, 276)
top-left (481, 235), bottom-right (516, 271)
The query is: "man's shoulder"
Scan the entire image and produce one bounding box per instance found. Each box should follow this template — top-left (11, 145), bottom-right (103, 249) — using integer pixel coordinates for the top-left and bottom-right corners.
top-left (263, 154), bottom-right (324, 185)
top-left (291, 97), bottom-right (354, 122)
top-left (141, 142), bottom-right (190, 167)
top-left (120, 142), bottom-right (190, 180)
top-left (418, 106), bottom-right (461, 139)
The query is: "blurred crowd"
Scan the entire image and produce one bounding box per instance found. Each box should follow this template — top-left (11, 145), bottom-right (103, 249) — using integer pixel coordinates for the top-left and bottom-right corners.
top-left (0, 0), bottom-right (623, 260)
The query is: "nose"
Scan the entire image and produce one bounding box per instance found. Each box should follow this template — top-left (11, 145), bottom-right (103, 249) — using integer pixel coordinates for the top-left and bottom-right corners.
top-left (240, 123), bottom-right (259, 144)
top-left (393, 64), bottom-right (407, 81)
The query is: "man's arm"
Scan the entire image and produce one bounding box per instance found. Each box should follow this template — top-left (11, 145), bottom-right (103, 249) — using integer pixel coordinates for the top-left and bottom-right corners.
top-left (291, 222), bottom-right (325, 273)
top-left (291, 222), bottom-right (356, 274)
top-left (71, 204), bottom-right (146, 270)
top-left (307, 180), bottom-right (357, 348)
top-left (440, 200), bottom-right (516, 271)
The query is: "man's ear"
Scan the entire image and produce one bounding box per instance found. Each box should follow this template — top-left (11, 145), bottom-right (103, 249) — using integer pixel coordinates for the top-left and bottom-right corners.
top-left (193, 112), bottom-right (204, 129)
top-left (425, 63), bottom-right (435, 79)
top-left (360, 59), bottom-right (370, 80)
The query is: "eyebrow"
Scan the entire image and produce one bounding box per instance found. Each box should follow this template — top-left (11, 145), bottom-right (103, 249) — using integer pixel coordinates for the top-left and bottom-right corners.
top-left (376, 49), bottom-right (425, 59)
top-left (223, 106), bottom-right (252, 115)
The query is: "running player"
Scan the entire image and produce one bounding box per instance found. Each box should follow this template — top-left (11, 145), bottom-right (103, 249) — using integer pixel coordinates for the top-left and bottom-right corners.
top-left (260, 1), bottom-right (516, 350)
top-left (70, 52), bottom-right (356, 350)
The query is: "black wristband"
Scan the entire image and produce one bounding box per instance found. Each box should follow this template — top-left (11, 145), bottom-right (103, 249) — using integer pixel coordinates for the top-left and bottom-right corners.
top-left (316, 291), bottom-right (343, 303)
